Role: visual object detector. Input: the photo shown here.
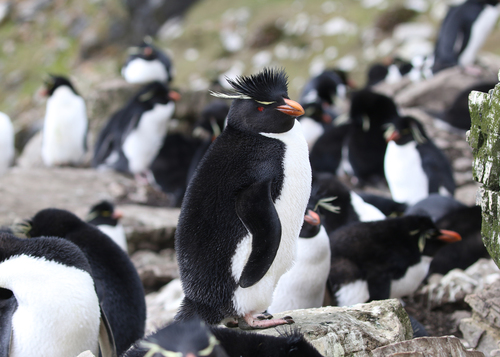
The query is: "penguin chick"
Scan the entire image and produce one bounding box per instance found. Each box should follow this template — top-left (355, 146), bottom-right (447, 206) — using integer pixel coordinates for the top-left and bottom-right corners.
top-left (41, 75), bottom-right (88, 167)
top-left (0, 111), bottom-right (15, 176)
top-left (328, 215), bottom-right (461, 306)
top-left (175, 68), bottom-right (311, 329)
top-left (86, 200), bottom-right (127, 253)
top-left (22, 208), bottom-right (146, 356)
top-left (92, 82), bottom-right (180, 183)
top-left (384, 116), bottom-right (456, 205)
top-left (122, 37), bottom-right (174, 84)
top-left (0, 233), bottom-right (115, 357)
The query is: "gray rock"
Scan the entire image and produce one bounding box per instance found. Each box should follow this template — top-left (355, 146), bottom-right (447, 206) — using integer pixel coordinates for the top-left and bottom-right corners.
top-left (372, 336), bottom-right (484, 357)
top-left (130, 248), bottom-right (179, 291)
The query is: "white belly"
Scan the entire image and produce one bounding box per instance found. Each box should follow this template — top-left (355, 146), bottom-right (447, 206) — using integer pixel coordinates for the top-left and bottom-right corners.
top-left (0, 112), bottom-right (15, 176)
top-left (350, 192), bottom-right (386, 221)
top-left (390, 256), bottom-right (431, 298)
top-left (384, 141), bottom-right (428, 205)
top-left (299, 116), bottom-right (324, 150)
top-left (123, 101), bottom-right (175, 174)
top-left (97, 224), bottom-right (127, 253)
top-left (268, 225), bottom-right (330, 313)
top-left (41, 86), bottom-right (88, 167)
top-left (122, 58), bottom-right (168, 84)
top-left (231, 120), bottom-right (312, 315)
top-left (335, 280), bottom-right (370, 307)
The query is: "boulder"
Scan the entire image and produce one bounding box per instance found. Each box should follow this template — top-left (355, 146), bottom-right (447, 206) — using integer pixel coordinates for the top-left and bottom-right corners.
top-left (130, 248), bottom-right (179, 292)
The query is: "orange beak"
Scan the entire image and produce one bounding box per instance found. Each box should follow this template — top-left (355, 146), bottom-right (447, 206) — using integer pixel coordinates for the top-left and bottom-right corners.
top-left (438, 229), bottom-right (462, 243)
top-left (386, 130), bottom-right (401, 142)
top-left (112, 210), bottom-right (123, 220)
top-left (169, 90), bottom-right (181, 102)
top-left (304, 210), bottom-right (321, 226)
top-left (276, 98), bottom-right (305, 117)
top-left (143, 46), bottom-right (153, 56)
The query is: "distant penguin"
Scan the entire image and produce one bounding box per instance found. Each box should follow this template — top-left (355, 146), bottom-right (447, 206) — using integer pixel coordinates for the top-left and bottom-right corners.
top-left (124, 318), bottom-right (323, 357)
top-left (92, 82), bottom-right (180, 182)
top-left (328, 215), bottom-right (461, 306)
top-left (41, 75), bottom-right (88, 167)
top-left (268, 209), bottom-right (330, 313)
top-left (405, 193), bottom-right (466, 222)
top-left (357, 192), bottom-right (408, 217)
top-left (309, 120), bottom-right (350, 176)
top-left (174, 68), bottom-right (311, 329)
top-left (0, 111), bottom-right (14, 176)
top-left (122, 37), bottom-right (174, 84)
top-left (347, 89), bottom-right (400, 185)
top-left (87, 200), bottom-right (127, 253)
top-left (384, 116), bottom-right (456, 205)
top-left (0, 233), bottom-right (116, 357)
top-left (432, 0), bottom-right (500, 74)
top-left (23, 208), bottom-right (146, 356)
top-left (366, 57), bottom-right (413, 87)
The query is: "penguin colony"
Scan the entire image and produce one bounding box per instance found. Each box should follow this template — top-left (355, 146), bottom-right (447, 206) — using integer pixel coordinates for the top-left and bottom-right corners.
top-left (0, 0), bottom-right (497, 354)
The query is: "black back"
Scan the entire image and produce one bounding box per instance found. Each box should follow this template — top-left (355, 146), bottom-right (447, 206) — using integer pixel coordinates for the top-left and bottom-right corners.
top-left (25, 209), bottom-right (146, 356)
top-left (299, 69), bottom-right (346, 106)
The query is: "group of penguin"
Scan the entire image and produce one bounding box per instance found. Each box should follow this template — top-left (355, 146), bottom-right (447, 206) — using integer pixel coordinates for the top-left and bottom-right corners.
top-left (1, 1), bottom-right (499, 356)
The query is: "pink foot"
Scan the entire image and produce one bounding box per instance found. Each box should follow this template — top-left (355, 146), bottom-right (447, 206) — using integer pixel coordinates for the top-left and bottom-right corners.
top-left (238, 313), bottom-right (294, 330)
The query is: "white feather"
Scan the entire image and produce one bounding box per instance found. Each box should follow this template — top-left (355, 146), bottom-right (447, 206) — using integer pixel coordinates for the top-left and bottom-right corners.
top-left (231, 120), bottom-right (312, 316)
top-left (268, 225), bottom-right (330, 313)
top-left (335, 280), bottom-right (370, 307)
top-left (350, 192), bottom-right (386, 221)
top-left (122, 58), bottom-right (169, 84)
top-left (390, 256), bottom-right (432, 298)
top-left (385, 64), bottom-right (403, 84)
top-left (41, 86), bottom-right (87, 167)
top-left (97, 224), bottom-right (127, 253)
top-left (0, 112), bottom-right (14, 176)
top-left (122, 101), bottom-right (175, 174)
top-left (384, 140), bottom-right (428, 205)
top-left (0, 255), bottom-right (100, 357)
top-left (299, 116), bottom-right (325, 150)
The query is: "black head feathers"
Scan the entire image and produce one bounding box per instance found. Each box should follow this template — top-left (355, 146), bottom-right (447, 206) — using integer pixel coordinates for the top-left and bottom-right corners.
top-left (213, 68), bottom-right (289, 103)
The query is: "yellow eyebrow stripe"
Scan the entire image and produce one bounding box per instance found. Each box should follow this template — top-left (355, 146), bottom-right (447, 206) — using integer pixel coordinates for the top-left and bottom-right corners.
top-left (255, 100), bottom-right (275, 105)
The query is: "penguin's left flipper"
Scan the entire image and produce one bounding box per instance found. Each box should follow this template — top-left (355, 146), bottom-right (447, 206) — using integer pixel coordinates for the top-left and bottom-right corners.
top-left (98, 305), bottom-right (118, 357)
top-left (418, 143), bottom-right (455, 195)
top-left (236, 180), bottom-right (282, 289)
top-left (0, 288), bottom-right (17, 357)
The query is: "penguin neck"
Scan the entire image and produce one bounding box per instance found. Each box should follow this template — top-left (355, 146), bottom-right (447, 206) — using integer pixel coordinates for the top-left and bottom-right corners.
top-left (0, 255), bottom-right (101, 357)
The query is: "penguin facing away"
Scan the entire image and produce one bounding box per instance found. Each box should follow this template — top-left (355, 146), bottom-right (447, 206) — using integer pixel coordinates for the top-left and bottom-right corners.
top-left (121, 37), bottom-right (174, 84)
top-left (0, 111), bottom-right (15, 176)
top-left (21, 208), bottom-right (146, 356)
top-left (384, 116), bottom-right (456, 205)
top-left (41, 75), bottom-right (88, 167)
top-left (86, 200), bottom-right (127, 253)
top-left (268, 209), bottom-right (331, 314)
top-left (328, 215), bottom-right (461, 307)
top-left (0, 233), bottom-right (116, 357)
top-left (174, 68), bottom-right (311, 329)
top-left (92, 82), bottom-right (179, 181)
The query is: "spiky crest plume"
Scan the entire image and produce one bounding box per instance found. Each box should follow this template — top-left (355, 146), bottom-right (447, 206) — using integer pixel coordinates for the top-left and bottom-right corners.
top-left (211, 68), bottom-right (289, 102)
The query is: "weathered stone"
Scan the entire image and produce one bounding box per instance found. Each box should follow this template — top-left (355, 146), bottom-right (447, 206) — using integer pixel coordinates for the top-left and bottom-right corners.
top-left (131, 248), bottom-right (179, 292)
top-left (372, 336), bottom-right (484, 357)
top-left (145, 278), bottom-right (184, 333)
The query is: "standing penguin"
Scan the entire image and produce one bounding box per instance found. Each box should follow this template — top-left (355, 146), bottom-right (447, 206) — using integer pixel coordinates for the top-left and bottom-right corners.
top-left (174, 68), bottom-right (311, 329)
top-left (121, 37), bottom-right (174, 84)
top-left (86, 200), bottom-right (127, 253)
top-left (432, 0), bottom-right (500, 74)
top-left (0, 111), bottom-right (14, 176)
top-left (92, 82), bottom-right (179, 182)
top-left (328, 215), bottom-right (461, 307)
top-left (0, 233), bottom-right (116, 357)
top-left (267, 209), bottom-right (330, 313)
top-left (384, 116), bottom-right (456, 205)
top-left (22, 208), bottom-right (146, 356)
top-left (41, 75), bottom-right (88, 167)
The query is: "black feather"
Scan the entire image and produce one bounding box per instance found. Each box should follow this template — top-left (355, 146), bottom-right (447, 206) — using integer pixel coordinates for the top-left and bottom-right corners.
top-left (227, 68), bottom-right (289, 102)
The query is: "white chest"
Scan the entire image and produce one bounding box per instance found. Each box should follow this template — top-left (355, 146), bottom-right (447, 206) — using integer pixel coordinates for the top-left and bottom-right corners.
top-left (390, 256), bottom-right (432, 298)
top-left (122, 58), bottom-right (169, 84)
top-left (299, 116), bottom-right (324, 150)
top-left (384, 141), bottom-right (428, 205)
top-left (0, 112), bottom-right (14, 175)
top-left (350, 192), bottom-right (386, 222)
top-left (122, 101), bottom-right (175, 174)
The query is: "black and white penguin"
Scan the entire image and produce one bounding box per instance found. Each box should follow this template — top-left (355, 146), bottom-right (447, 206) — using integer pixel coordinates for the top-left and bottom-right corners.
top-left (86, 200), bottom-right (127, 253)
top-left (366, 57), bottom-right (413, 87)
top-left (41, 75), bottom-right (88, 167)
top-left (347, 89), bottom-right (400, 185)
top-left (0, 111), bottom-right (14, 176)
top-left (267, 209), bottom-right (330, 313)
top-left (22, 208), bottom-right (146, 356)
top-left (384, 116), bottom-right (456, 205)
top-left (0, 232), bottom-right (116, 357)
top-left (328, 215), bottom-right (461, 306)
top-left (124, 318), bottom-right (323, 357)
top-left (122, 37), bottom-right (174, 84)
top-left (432, 0), bottom-right (500, 74)
top-left (174, 68), bottom-right (311, 329)
top-left (357, 192), bottom-right (408, 217)
top-left (92, 81), bottom-right (180, 182)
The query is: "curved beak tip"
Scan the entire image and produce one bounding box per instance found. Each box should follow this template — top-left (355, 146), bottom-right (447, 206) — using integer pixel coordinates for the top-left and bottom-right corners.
top-left (304, 210), bottom-right (321, 226)
top-left (438, 229), bottom-right (462, 243)
top-left (277, 98), bottom-right (305, 117)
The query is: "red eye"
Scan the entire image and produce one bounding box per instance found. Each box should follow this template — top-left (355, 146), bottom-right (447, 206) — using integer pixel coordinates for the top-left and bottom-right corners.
top-left (257, 107), bottom-right (264, 112)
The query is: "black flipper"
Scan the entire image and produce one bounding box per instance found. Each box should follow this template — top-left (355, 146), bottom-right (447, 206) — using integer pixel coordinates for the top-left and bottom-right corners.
top-left (99, 305), bottom-right (118, 357)
top-left (0, 288), bottom-right (17, 357)
top-left (236, 180), bottom-right (281, 288)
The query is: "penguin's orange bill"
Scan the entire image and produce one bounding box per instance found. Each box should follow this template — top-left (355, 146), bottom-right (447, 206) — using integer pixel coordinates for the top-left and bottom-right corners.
top-left (304, 210), bottom-right (321, 226)
top-left (169, 90), bottom-right (181, 101)
top-left (112, 209), bottom-right (123, 220)
top-left (386, 130), bottom-right (401, 142)
top-left (438, 229), bottom-right (462, 243)
top-left (276, 98), bottom-right (305, 117)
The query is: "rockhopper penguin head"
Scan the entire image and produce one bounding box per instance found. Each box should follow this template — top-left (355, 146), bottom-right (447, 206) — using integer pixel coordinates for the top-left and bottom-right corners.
top-left (385, 116), bottom-right (429, 146)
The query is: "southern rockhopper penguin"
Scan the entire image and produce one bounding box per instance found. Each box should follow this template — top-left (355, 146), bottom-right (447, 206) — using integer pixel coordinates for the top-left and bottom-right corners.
top-left (86, 200), bottom-right (127, 253)
top-left (174, 68), bottom-right (311, 329)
